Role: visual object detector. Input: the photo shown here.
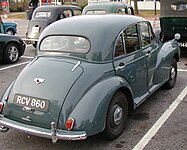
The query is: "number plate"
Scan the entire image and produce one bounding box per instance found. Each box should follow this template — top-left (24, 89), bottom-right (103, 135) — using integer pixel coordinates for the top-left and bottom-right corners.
top-left (14, 94), bottom-right (49, 112)
top-left (30, 27), bottom-right (40, 38)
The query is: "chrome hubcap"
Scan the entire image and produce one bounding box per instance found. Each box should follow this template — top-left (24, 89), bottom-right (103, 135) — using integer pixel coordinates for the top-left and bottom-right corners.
top-left (170, 66), bottom-right (176, 79)
top-left (113, 106), bottom-right (123, 125)
top-left (8, 46), bottom-right (18, 61)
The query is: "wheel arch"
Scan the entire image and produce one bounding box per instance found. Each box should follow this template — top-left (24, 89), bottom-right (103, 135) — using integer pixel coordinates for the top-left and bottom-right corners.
top-left (116, 87), bottom-right (135, 115)
top-left (61, 76), bottom-right (134, 136)
top-left (173, 53), bottom-right (180, 62)
top-left (5, 28), bottom-right (16, 35)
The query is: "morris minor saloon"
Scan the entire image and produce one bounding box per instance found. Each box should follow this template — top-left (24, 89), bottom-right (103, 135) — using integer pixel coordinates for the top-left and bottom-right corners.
top-left (160, 0), bottom-right (187, 46)
top-left (25, 5), bottom-right (82, 48)
top-left (0, 15), bottom-right (180, 142)
top-left (82, 2), bottom-right (134, 15)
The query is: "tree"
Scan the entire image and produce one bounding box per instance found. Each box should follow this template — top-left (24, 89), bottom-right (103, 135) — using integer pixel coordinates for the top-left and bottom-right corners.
top-left (134, 0), bottom-right (139, 15)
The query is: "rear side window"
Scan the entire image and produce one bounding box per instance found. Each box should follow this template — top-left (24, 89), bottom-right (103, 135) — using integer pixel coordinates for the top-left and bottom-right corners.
top-left (114, 24), bottom-right (140, 57)
top-left (63, 10), bottom-right (73, 17)
top-left (74, 9), bottom-right (82, 15)
top-left (40, 35), bottom-right (90, 54)
top-left (116, 8), bottom-right (126, 15)
top-left (124, 25), bottom-right (140, 53)
top-left (139, 22), bottom-right (151, 47)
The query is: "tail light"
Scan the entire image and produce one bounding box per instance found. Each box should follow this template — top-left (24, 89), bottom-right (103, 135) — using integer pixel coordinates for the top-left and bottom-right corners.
top-left (0, 102), bottom-right (4, 113)
top-left (66, 118), bottom-right (75, 130)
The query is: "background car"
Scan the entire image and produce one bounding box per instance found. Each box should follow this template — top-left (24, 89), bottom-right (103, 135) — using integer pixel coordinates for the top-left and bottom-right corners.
top-left (3, 21), bottom-right (17, 35)
top-left (0, 15), bottom-right (180, 142)
top-left (82, 2), bottom-right (134, 15)
top-left (24, 5), bottom-right (82, 48)
top-left (160, 0), bottom-right (187, 46)
top-left (0, 33), bottom-right (25, 64)
top-left (0, 17), bottom-right (17, 35)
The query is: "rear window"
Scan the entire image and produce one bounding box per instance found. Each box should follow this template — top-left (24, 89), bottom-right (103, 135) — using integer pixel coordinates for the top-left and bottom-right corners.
top-left (35, 11), bottom-right (51, 17)
top-left (85, 10), bottom-right (106, 14)
top-left (40, 36), bottom-right (90, 54)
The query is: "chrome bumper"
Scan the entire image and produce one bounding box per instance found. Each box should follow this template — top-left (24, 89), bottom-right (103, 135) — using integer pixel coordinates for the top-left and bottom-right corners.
top-left (22, 38), bottom-right (38, 44)
top-left (0, 116), bottom-right (87, 143)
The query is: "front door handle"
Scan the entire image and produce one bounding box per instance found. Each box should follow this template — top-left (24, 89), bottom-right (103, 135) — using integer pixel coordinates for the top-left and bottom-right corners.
top-left (146, 50), bottom-right (152, 57)
top-left (115, 63), bottom-right (126, 70)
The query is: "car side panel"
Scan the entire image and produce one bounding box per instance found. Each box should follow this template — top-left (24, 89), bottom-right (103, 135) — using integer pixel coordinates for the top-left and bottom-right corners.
top-left (58, 76), bottom-right (132, 136)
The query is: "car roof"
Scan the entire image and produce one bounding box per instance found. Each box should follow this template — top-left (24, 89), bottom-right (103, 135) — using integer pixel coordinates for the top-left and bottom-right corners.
top-left (34, 5), bottom-right (81, 12)
top-left (82, 2), bottom-right (130, 14)
top-left (38, 15), bottom-right (146, 61)
top-left (32, 5), bottom-right (81, 20)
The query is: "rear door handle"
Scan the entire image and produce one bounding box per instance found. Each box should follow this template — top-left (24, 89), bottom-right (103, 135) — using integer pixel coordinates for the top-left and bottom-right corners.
top-left (115, 63), bottom-right (126, 70)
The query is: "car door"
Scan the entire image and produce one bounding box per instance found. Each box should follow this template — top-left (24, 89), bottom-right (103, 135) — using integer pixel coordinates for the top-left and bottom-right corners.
top-left (139, 22), bottom-right (163, 93)
top-left (113, 24), bottom-right (149, 105)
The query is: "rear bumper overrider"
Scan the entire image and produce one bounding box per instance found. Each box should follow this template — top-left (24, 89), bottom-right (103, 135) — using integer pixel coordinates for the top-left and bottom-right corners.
top-left (0, 116), bottom-right (87, 143)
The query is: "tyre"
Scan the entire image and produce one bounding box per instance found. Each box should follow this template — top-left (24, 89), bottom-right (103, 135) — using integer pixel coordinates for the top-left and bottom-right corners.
top-left (103, 91), bottom-right (128, 140)
top-left (6, 29), bottom-right (15, 35)
top-left (3, 43), bottom-right (19, 64)
top-left (164, 58), bottom-right (177, 89)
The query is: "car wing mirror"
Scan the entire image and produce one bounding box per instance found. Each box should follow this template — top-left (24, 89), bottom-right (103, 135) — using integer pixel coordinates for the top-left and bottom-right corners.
top-left (174, 33), bottom-right (181, 40)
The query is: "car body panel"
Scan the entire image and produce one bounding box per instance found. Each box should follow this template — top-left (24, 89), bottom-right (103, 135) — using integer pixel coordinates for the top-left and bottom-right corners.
top-left (4, 57), bottom-right (83, 128)
top-left (0, 15), bottom-right (180, 141)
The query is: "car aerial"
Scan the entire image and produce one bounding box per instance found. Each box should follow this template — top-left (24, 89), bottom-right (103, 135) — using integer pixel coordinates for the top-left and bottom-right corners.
top-left (0, 15), bottom-right (180, 142)
top-left (24, 5), bottom-right (82, 48)
top-left (82, 2), bottom-right (134, 15)
top-left (160, 0), bottom-right (187, 46)
top-left (0, 18), bottom-right (25, 64)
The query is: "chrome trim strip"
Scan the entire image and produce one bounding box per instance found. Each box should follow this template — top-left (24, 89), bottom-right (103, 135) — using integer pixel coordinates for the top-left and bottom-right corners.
top-left (72, 61), bottom-right (81, 72)
top-left (0, 117), bottom-right (87, 141)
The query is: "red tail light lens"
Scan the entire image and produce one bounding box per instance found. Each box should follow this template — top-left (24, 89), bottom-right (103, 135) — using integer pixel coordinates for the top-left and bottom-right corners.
top-left (66, 118), bottom-right (75, 130)
top-left (0, 102), bottom-right (4, 113)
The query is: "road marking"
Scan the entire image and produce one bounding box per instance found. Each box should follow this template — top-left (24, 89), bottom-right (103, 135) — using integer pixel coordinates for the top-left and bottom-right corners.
top-left (178, 69), bottom-right (187, 72)
top-left (21, 56), bottom-right (34, 59)
top-left (132, 86), bottom-right (187, 150)
top-left (0, 61), bottom-right (30, 71)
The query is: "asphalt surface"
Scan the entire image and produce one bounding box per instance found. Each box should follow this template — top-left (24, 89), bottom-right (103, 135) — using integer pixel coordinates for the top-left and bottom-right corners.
top-left (0, 17), bottom-right (187, 150)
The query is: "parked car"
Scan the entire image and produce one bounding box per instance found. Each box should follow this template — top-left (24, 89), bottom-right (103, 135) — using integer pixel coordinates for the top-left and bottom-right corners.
top-left (0, 15), bottom-right (180, 142)
top-left (24, 5), bottom-right (82, 48)
top-left (0, 17), bottom-right (17, 35)
top-left (3, 21), bottom-right (17, 35)
top-left (160, 0), bottom-right (187, 46)
top-left (82, 2), bottom-right (134, 15)
top-left (0, 34), bottom-right (26, 64)
top-left (0, 18), bottom-right (25, 64)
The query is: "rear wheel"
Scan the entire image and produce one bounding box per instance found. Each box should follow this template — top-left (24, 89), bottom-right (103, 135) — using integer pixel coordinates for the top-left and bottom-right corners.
top-left (165, 58), bottom-right (177, 89)
top-left (3, 43), bottom-right (19, 64)
top-left (103, 92), bottom-right (128, 140)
